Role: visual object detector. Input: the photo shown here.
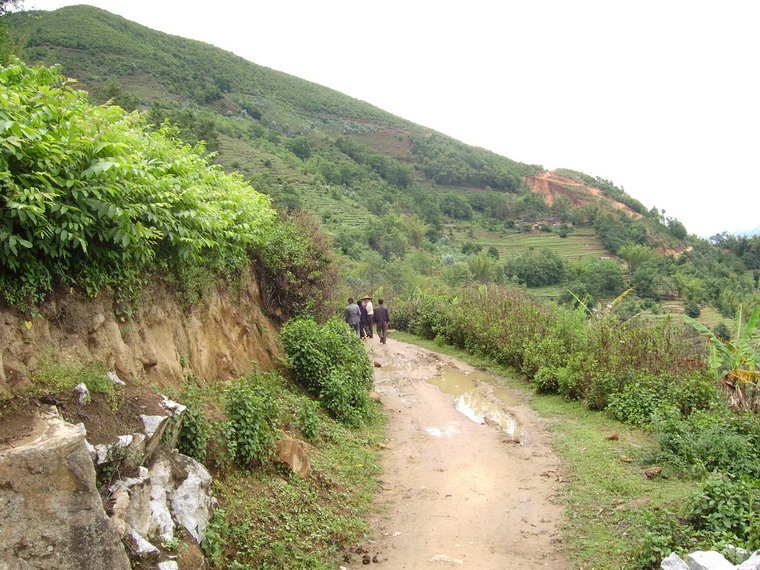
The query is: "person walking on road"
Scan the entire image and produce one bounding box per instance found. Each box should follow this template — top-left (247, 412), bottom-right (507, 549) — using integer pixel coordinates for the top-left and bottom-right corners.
top-left (363, 296), bottom-right (374, 338)
top-left (373, 298), bottom-right (390, 344)
top-left (345, 298), bottom-right (361, 337)
top-left (358, 298), bottom-right (368, 339)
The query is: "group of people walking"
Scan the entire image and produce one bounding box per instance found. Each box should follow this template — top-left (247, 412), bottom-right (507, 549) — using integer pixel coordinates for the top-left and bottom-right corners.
top-left (344, 296), bottom-right (390, 344)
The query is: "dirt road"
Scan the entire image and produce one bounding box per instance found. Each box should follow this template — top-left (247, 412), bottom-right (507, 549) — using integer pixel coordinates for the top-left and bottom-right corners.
top-left (349, 336), bottom-right (569, 569)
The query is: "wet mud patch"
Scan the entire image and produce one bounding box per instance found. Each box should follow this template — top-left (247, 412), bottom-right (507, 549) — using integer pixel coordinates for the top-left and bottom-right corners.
top-left (428, 366), bottom-right (526, 443)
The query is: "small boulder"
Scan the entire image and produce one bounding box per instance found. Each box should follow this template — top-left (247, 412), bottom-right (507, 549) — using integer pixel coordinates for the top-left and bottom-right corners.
top-left (275, 438), bottom-right (311, 478)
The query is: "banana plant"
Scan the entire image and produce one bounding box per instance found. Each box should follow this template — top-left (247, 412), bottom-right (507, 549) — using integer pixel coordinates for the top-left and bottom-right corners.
top-left (684, 305), bottom-right (760, 412)
top-left (684, 305), bottom-right (760, 380)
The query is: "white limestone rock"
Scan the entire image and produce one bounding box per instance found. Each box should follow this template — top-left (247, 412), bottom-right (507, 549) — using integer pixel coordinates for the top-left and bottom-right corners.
top-left (661, 552), bottom-right (689, 570)
top-left (738, 551), bottom-right (760, 570)
top-left (74, 382), bottom-right (91, 405)
top-left (686, 551), bottom-right (736, 570)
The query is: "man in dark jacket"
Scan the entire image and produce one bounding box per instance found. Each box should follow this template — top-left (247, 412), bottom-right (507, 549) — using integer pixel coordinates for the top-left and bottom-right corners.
top-left (373, 299), bottom-right (390, 344)
top-left (344, 298), bottom-right (361, 337)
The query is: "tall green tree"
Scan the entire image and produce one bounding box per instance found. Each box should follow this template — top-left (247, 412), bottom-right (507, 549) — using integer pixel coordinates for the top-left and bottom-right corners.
top-left (618, 243), bottom-right (657, 273)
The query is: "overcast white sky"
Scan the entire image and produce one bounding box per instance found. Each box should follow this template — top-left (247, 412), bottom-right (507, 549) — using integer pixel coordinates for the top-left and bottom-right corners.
top-left (27, 0), bottom-right (760, 237)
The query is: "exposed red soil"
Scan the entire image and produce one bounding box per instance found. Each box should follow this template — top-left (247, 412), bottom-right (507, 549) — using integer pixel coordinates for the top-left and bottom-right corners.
top-left (526, 171), bottom-right (642, 219)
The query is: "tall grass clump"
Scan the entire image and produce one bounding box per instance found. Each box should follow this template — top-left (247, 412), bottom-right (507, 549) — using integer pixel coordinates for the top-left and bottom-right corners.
top-left (281, 317), bottom-right (374, 426)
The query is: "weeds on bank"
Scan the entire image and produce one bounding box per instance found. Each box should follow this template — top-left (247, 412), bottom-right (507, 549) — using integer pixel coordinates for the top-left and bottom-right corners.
top-left (31, 352), bottom-right (115, 398)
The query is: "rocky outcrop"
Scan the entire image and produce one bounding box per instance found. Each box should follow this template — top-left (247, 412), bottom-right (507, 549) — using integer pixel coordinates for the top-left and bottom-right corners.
top-left (0, 394), bottom-right (217, 568)
top-left (109, 450), bottom-right (215, 548)
top-left (0, 265), bottom-right (281, 396)
top-left (0, 406), bottom-right (130, 569)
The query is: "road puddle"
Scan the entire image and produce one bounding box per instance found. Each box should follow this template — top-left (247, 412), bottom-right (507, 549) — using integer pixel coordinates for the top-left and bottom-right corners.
top-left (428, 367), bottom-right (524, 442)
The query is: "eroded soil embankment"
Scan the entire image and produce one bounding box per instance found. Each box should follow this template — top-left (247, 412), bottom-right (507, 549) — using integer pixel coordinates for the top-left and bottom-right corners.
top-left (353, 337), bottom-right (569, 569)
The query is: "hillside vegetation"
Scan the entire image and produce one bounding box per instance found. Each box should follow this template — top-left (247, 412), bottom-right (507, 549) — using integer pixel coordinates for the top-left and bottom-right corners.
top-left (2, 5), bottom-right (760, 569)
top-left (10, 5), bottom-right (760, 326)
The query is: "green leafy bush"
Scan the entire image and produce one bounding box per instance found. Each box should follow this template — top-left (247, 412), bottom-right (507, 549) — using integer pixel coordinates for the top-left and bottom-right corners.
top-left (631, 508), bottom-right (695, 569)
top-left (297, 401), bottom-right (320, 442)
top-left (607, 377), bottom-right (671, 427)
top-left (221, 374), bottom-right (279, 467)
top-left (649, 408), bottom-right (760, 478)
top-left (177, 388), bottom-right (211, 462)
top-left (254, 210), bottom-right (339, 322)
top-left (686, 472), bottom-right (760, 547)
top-left (281, 317), bottom-right (374, 425)
top-left (684, 301), bottom-right (701, 318)
top-left (1, 60), bottom-right (274, 307)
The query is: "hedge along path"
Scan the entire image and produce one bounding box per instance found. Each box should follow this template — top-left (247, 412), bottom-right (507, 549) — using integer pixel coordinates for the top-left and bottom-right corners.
top-left (352, 336), bottom-right (569, 569)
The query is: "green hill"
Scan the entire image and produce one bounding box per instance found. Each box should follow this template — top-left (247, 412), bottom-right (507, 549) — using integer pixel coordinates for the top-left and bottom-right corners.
top-left (8, 5), bottom-right (760, 321)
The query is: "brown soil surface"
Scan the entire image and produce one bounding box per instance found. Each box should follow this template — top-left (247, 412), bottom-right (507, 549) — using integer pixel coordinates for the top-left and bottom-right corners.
top-left (0, 385), bottom-right (165, 449)
top-left (350, 336), bottom-right (569, 569)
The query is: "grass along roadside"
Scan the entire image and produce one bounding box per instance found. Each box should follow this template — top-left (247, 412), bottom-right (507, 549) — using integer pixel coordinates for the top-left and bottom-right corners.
top-left (170, 370), bottom-right (385, 569)
top-left (391, 331), bottom-right (697, 569)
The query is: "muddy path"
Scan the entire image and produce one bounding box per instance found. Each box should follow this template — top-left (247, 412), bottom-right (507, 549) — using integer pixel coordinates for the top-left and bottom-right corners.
top-left (349, 337), bottom-right (569, 569)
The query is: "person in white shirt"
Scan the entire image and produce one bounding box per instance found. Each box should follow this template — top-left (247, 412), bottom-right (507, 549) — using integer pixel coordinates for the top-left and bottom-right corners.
top-left (362, 296), bottom-right (374, 338)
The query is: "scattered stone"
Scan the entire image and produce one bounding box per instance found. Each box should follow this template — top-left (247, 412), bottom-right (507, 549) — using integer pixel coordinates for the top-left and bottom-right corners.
top-left (605, 433), bottom-right (619, 440)
top-left (125, 525), bottom-right (159, 561)
top-left (176, 541), bottom-right (206, 569)
top-left (363, 554), bottom-right (371, 564)
top-left (170, 453), bottom-right (216, 542)
top-left (160, 396), bottom-right (187, 448)
top-left (142, 414), bottom-right (168, 439)
top-left (0, 407), bottom-right (130, 569)
top-left (374, 361), bottom-right (382, 368)
top-left (619, 455), bottom-right (633, 462)
top-left (429, 554), bottom-right (464, 565)
top-left (74, 382), bottom-right (91, 405)
top-left (106, 371), bottom-right (126, 386)
top-left (157, 561), bottom-right (179, 570)
top-left (644, 466), bottom-right (663, 479)
top-left (685, 551), bottom-right (736, 570)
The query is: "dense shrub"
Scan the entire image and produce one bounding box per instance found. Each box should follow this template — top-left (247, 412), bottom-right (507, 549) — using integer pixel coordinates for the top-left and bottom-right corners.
top-left (607, 372), bottom-right (719, 427)
top-left (501, 248), bottom-right (565, 287)
top-left (0, 60), bottom-right (275, 308)
top-left (221, 374), bottom-right (279, 467)
top-left (177, 390), bottom-right (211, 462)
top-left (686, 473), bottom-right (760, 547)
top-left (684, 301), bottom-right (701, 318)
top-left (280, 317), bottom-right (374, 425)
top-left (254, 210), bottom-right (339, 322)
top-left (649, 408), bottom-right (760, 478)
